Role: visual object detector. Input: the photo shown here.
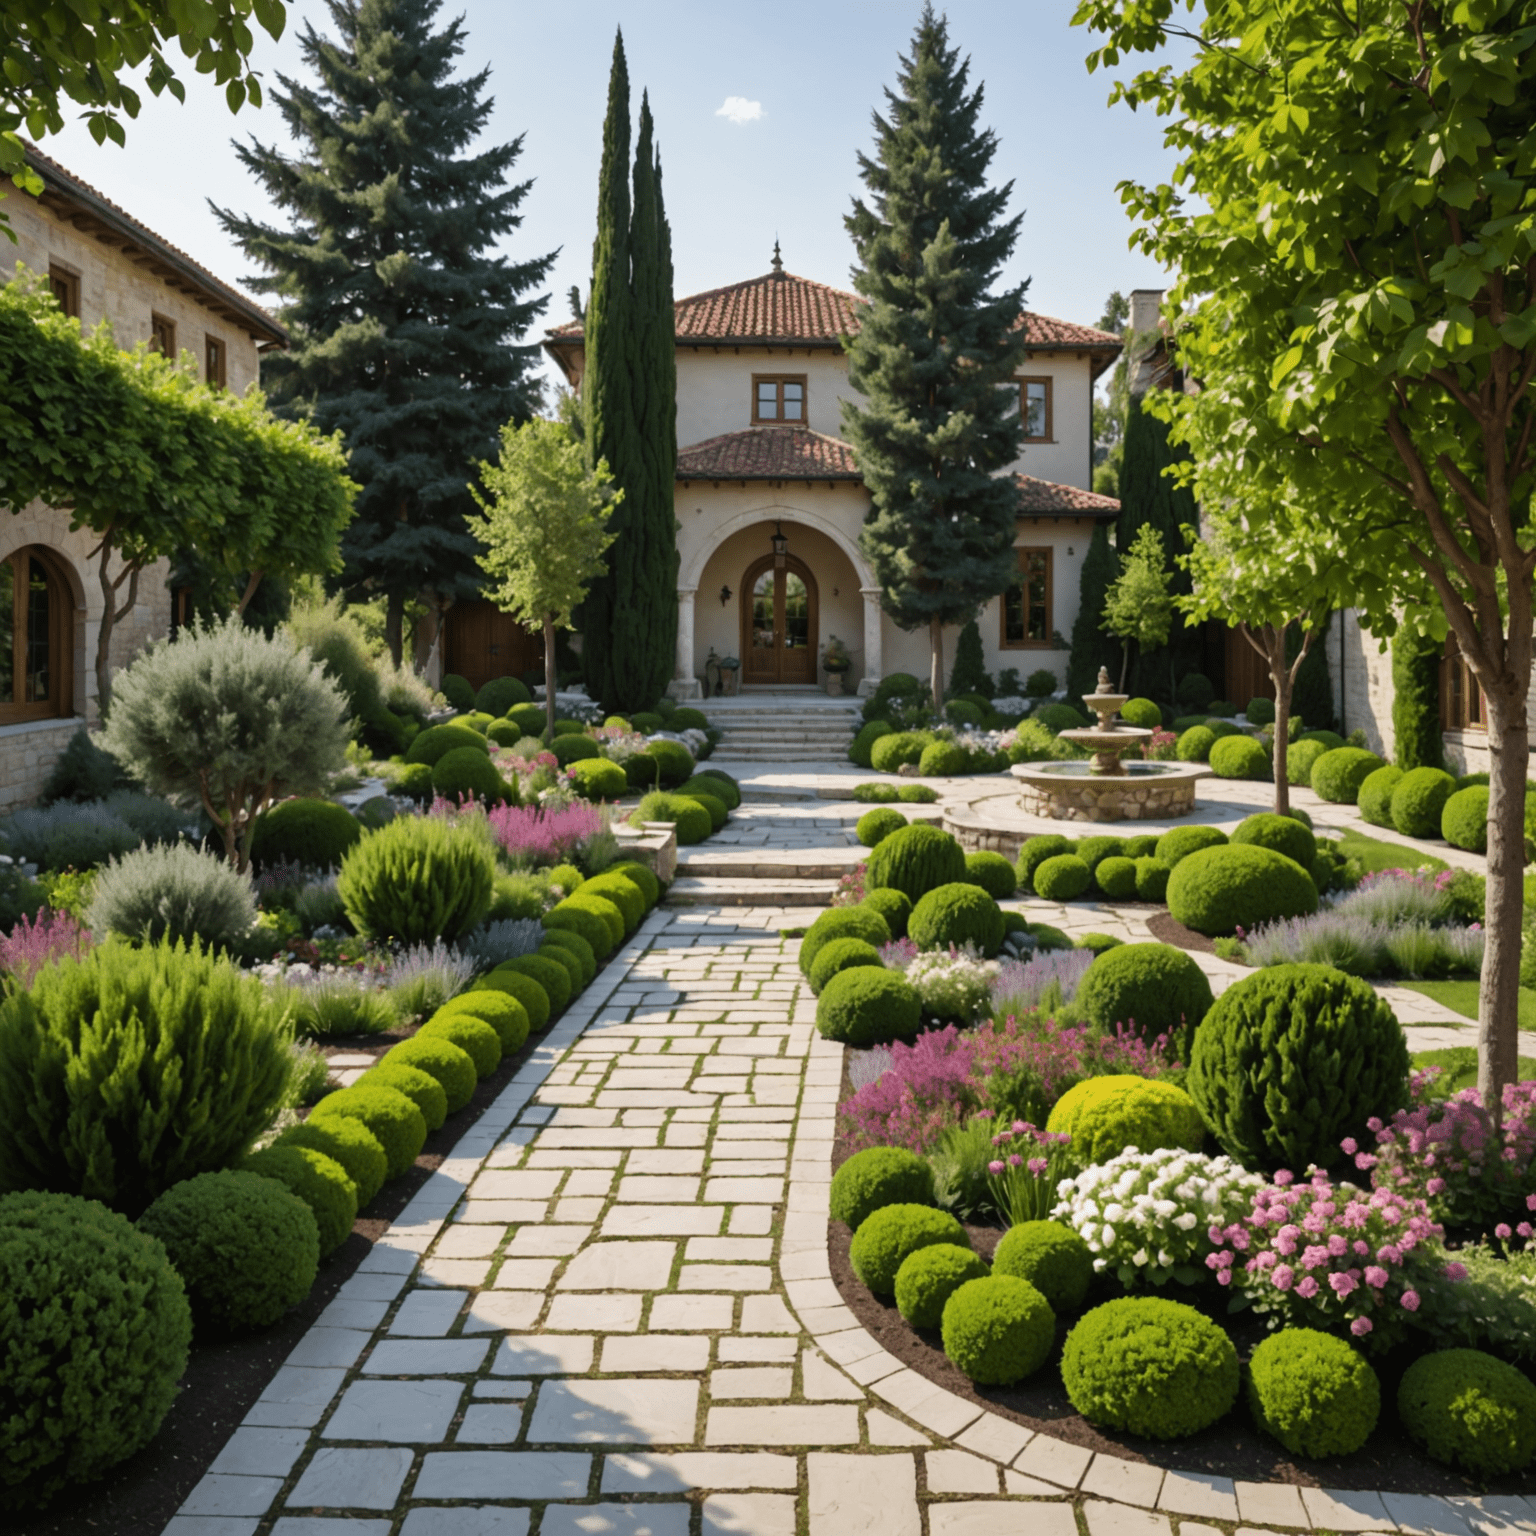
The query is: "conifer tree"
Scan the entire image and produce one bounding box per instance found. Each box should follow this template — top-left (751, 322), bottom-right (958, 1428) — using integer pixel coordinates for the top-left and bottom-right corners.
top-left (1067, 523), bottom-right (1119, 703)
top-left (213, 0), bottom-right (554, 666)
top-left (843, 5), bottom-right (1026, 712)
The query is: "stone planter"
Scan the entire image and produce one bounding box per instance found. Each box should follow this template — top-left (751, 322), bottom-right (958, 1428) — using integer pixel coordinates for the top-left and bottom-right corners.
top-left (824, 671), bottom-right (846, 696)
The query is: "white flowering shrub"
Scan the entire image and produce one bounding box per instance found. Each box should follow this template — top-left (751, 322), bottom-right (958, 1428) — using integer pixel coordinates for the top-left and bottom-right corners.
top-left (1052, 1146), bottom-right (1265, 1288)
top-left (905, 948), bottom-right (997, 1023)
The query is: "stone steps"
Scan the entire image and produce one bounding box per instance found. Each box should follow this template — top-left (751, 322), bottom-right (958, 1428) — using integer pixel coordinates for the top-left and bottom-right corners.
top-left (664, 875), bottom-right (838, 906)
top-left (701, 703), bottom-right (862, 764)
top-left (677, 851), bottom-right (862, 880)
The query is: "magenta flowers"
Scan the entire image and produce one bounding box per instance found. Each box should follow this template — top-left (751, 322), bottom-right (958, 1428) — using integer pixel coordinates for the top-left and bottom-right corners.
top-left (487, 801), bottom-right (605, 866)
top-left (0, 907), bottom-right (90, 986)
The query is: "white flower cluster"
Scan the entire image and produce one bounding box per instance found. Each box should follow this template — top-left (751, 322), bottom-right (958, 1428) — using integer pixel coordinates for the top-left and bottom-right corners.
top-left (989, 696), bottom-right (1033, 718)
top-left (905, 947), bottom-right (997, 1022)
top-left (1052, 1146), bottom-right (1264, 1288)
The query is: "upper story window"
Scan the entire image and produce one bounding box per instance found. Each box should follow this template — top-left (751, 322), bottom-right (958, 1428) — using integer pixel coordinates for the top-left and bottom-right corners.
top-left (0, 548), bottom-right (72, 723)
top-left (1020, 377), bottom-right (1052, 442)
top-left (151, 313), bottom-right (177, 358)
top-left (1001, 547), bottom-right (1052, 648)
top-left (48, 265), bottom-right (80, 319)
top-left (205, 334), bottom-right (226, 389)
top-left (754, 374), bottom-right (806, 425)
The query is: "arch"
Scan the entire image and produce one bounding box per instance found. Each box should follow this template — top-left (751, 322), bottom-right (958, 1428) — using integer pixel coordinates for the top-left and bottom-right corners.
top-left (0, 543), bottom-right (79, 721)
top-left (678, 502), bottom-right (873, 592)
top-left (740, 551), bottom-right (818, 686)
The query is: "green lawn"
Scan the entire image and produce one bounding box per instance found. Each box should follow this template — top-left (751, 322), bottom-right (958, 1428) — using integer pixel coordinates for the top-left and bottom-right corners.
top-left (1335, 830), bottom-right (1450, 875)
top-left (1410, 1044), bottom-right (1536, 1090)
top-left (1399, 979), bottom-right (1536, 1031)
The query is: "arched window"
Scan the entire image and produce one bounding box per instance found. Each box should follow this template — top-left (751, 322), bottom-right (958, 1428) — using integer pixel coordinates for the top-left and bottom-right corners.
top-left (0, 549), bottom-right (73, 724)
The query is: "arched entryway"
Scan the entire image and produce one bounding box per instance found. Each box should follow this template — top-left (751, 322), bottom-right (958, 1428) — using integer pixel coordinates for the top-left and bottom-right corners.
top-left (741, 552), bottom-right (817, 685)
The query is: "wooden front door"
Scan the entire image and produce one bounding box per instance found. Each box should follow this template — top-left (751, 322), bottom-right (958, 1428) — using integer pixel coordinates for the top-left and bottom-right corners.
top-left (444, 600), bottom-right (542, 692)
top-left (741, 554), bottom-right (817, 685)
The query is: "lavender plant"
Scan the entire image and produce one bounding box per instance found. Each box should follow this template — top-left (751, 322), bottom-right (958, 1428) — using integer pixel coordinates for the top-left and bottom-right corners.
top-left (383, 939), bottom-right (475, 1019)
top-left (459, 918), bottom-right (545, 970)
top-left (990, 947), bottom-right (1094, 1019)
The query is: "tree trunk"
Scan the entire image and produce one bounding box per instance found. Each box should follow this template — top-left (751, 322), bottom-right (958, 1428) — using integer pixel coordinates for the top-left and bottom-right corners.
top-left (1269, 640), bottom-right (1292, 817)
top-left (544, 613), bottom-right (559, 741)
top-left (235, 570), bottom-right (264, 617)
top-left (930, 616), bottom-right (946, 712)
top-left (386, 590), bottom-right (405, 669)
top-left (1118, 640), bottom-right (1131, 694)
top-left (94, 541), bottom-right (140, 719)
top-left (1480, 690), bottom-right (1527, 1114)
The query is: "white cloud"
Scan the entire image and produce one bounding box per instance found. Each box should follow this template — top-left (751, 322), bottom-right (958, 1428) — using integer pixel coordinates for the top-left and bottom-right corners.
top-left (716, 96), bottom-right (764, 125)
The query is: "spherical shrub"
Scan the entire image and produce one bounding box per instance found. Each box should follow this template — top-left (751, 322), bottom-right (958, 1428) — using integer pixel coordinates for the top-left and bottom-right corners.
top-left (1286, 737), bottom-right (1330, 787)
top-left (1391, 766), bottom-right (1458, 839)
top-left (963, 850), bottom-right (1017, 899)
top-left (799, 905), bottom-right (892, 975)
top-left (683, 791), bottom-right (728, 832)
top-left (830, 1146), bottom-right (935, 1229)
top-left (691, 771), bottom-right (742, 811)
top-left (1353, 765), bottom-right (1403, 828)
top-left (908, 882), bottom-right (1005, 957)
top-left (385, 1033), bottom-right (479, 1110)
top-left (1176, 726), bottom-right (1215, 763)
top-left (419, 1008), bottom-right (503, 1079)
top-left (1074, 836), bottom-right (1126, 874)
top-left (607, 858), bottom-right (662, 908)
top-left (1247, 1328), bottom-right (1381, 1459)
top-left (242, 1143), bottom-right (357, 1255)
top-left (1121, 697), bottom-right (1161, 729)
top-left (138, 1170), bottom-right (319, 1332)
top-left (895, 1244), bottom-right (990, 1329)
top-left (0, 1191), bottom-right (192, 1510)
top-left (544, 898), bottom-right (615, 960)
top-left (389, 762), bottom-right (434, 802)
top-left (498, 953), bottom-right (571, 1013)
top-left (1134, 857), bottom-right (1171, 902)
top-left (1441, 785), bottom-right (1489, 854)
top-left (1177, 672), bottom-right (1215, 710)
top-left (1231, 811), bottom-right (1316, 869)
top-left (865, 823), bottom-right (967, 902)
top-left (579, 872), bottom-right (646, 933)
top-left (1019, 834), bottom-right (1072, 889)
top-left (440, 674), bottom-right (474, 710)
top-left (1245, 696), bottom-right (1276, 726)
top-left (568, 757), bottom-right (627, 801)
top-left (632, 791), bottom-right (711, 845)
top-left (1166, 844), bottom-right (1319, 937)
top-left (475, 676), bottom-right (531, 714)
top-left (871, 731), bottom-right (930, 772)
top-left (277, 1117), bottom-right (387, 1207)
top-left (405, 721), bottom-right (489, 767)
top-left (338, 816), bottom-right (494, 945)
top-left (849, 719), bottom-right (894, 768)
top-left (310, 1083), bottom-right (428, 1180)
top-left (1128, 835), bottom-right (1163, 862)
top-left (809, 937), bottom-right (883, 995)
top-left (1311, 746), bottom-right (1384, 804)
top-left (1077, 932), bottom-right (1123, 958)
top-left (1094, 855), bottom-right (1137, 899)
top-left (640, 739), bottom-right (696, 787)
top-left (1458, 770), bottom-right (1491, 789)
top-left (1037, 703), bottom-right (1088, 732)
top-left (1076, 942), bottom-right (1214, 1053)
top-left (437, 989), bottom-right (531, 1054)
top-left (941, 1275), bottom-right (1056, 1385)
top-left (1210, 734), bottom-right (1270, 780)
top-left (1398, 1349), bottom-right (1536, 1478)
top-left (362, 1061), bottom-right (447, 1131)
top-left (506, 702), bottom-right (546, 735)
top-left (850, 1203), bottom-right (969, 1295)
top-left (993, 1220), bottom-right (1092, 1312)
top-left (1034, 854), bottom-right (1091, 901)
top-left (250, 797), bottom-right (361, 871)
top-left (1189, 963), bottom-right (1408, 1172)
top-left (1046, 1075), bottom-right (1206, 1167)
top-left (432, 745), bottom-right (505, 803)
top-left (1062, 1296), bottom-right (1238, 1439)
top-left (551, 735), bottom-right (599, 767)
top-left (476, 967), bottom-right (552, 1032)
top-left (816, 967), bottom-right (922, 1047)
top-left (88, 842), bottom-right (257, 950)
top-left (861, 886), bottom-right (912, 939)
top-left (1155, 825), bottom-right (1228, 866)
top-left (918, 740), bottom-right (966, 776)
top-left (857, 807), bottom-right (906, 848)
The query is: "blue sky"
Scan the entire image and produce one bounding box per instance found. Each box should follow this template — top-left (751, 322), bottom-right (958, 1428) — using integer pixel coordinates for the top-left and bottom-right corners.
top-left (36, 0), bottom-right (1182, 393)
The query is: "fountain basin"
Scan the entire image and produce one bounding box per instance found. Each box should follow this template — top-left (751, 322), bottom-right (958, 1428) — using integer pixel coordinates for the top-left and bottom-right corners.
top-left (1010, 759), bottom-right (1211, 822)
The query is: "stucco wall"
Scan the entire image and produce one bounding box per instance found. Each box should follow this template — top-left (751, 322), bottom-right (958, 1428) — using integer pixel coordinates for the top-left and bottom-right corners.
top-left (1331, 608), bottom-right (1395, 758)
top-left (1006, 355), bottom-right (1097, 490)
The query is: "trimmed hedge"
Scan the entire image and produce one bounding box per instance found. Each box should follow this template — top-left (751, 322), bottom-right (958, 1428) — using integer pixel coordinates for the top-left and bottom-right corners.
top-left (544, 899), bottom-right (615, 960)
top-left (1094, 856), bottom-right (1137, 900)
top-left (249, 798), bottom-right (361, 871)
top-left (849, 720), bottom-right (894, 768)
top-left (1441, 785), bottom-right (1489, 853)
top-left (1019, 834), bottom-right (1072, 888)
top-left (338, 816), bottom-right (495, 945)
top-left (1166, 843), bottom-right (1318, 937)
top-left (1390, 767), bottom-right (1457, 839)
top-left (964, 850), bottom-right (1017, 899)
top-left (816, 967), bottom-right (922, 1047)
top-left (1398, 1349), bottom-right (1536, 1478)
top-left (632, 792), bottom-right (711, 845)
top-left (1134, 856), bottom-right (1171, 902)
top-left (683, 791), bottom-right (727, 832)
top-left (860, 886), bottom-right (912, 940)
top-left (907, 882), bottom-right (1005, 957)
top-left (992, 1219), bottom-right (1092, 1312)
top-left (1155, 825), bottom-right (1227, 866)
top-left (895, 1244), bottom-right (990, 1329)
top-left (1209, 734), bottom-right (1270, 780)
top-left (310, 1083), bottom-right (428, 1180)
top-left (919, 740), bottom-right (966, 777)
top-left (1357, 765), bottom-right (1405, 828)
top-left (405, 721), bottom-right (488, 767)
top-left (498, 954), bottom-right (571, 1013)
top-left (865, 823), bottom-right (967, 902)
top-left (432, 746), bottom-right (505, 804)
top-left (1034, 854), bottom-right (1091, 901)
top-left (799, 906), bottom-right (892, 976)
top-left (830, 1146), bottom-right (935, 1229)
top-left (362, 1061), bottom-right (446, 1131)
top-left (857, 807), bottom-right (907, 848)
top-left (850, 1203), bottom-right (969, 1295)
top-left (242, 1143), bottom-right (357, 1255)
top-left (277, 1116), bottom-right (388, 1208)
top-left (436, 989), bottom-right (530, 1054)
top-left (1285, 737), bottom-right (1329, 786)
top-left (871, 732), bottom-right (930, 772)
top-left (1311, 747), bottom-right (1385, 804)
top-left (1045, 1074), bottom-right (1206, 1168)
top-left (941, 1275), bottom-right (1056, 1385)
top-left (1230, 811), bottom-right (1316, 869)
top-left (808, 937), bottom-right (883, 995)
top-left (1075, 942), bottom-right (1214, 1054)
top-left (1176, 725), bottom-right (1215, 762)
top-left (1248, 1328), bottom-right (1381, 1459)
top-left (569, 758), bottom-right (627, 801)
top-left (411, 1016), bottom-right (497, 1085)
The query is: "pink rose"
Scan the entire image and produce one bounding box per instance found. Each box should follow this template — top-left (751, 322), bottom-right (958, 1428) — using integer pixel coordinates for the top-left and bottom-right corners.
top-left (1350, 1316), bottom-right (1374, 1337)
top-left (1400, 1289), bottom-right (1421, 1311)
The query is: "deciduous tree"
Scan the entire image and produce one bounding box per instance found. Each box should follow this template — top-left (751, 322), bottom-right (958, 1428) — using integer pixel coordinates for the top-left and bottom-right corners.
top-left (1102, 524), bottom-right (1173, 695)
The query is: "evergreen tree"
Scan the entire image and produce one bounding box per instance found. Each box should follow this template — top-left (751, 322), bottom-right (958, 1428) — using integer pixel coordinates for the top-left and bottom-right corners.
top-left (580, 38), bottom-right (677, 713)
top-left (948, 619), bottom-right (990, 698)
top-left (1289, 611), bottom-right (1336, 734)
top-left (843, 5), bottom-right (1026, 712)
top-left (213, 0), bottom-right (554, 666)
top-left (1067, 523), bottom-right (1119, 702)
top-left (1391, 628), bottom-right (1444, 771)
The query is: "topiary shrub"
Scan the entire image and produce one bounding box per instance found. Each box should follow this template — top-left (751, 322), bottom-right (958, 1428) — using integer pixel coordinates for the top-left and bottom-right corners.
top-left (437, 989), bottom-right (530, 1054)
top-left (1114, 697), bottom-right (1157, 730)
top-left (1398, 1349), bottom-right (1536, 1478)
top-left (816, 967), bottom-right (922, 1047)
top-left (857, 807), bottom-right (905, 848)
top-left (406, 721), bottom-right (490, 768)
top-left (850, 1203), bottom-right (969, 1295)
top-left (871, 731), bottom-right (931, 773)
top-left (691, 770), bottom-right (742, 811)
top-left (310, 1083), bottom-right (428, 1180)
top-left (1166, 844), bottom-right (1319, 937)
top-left (1177, 672), bottom-right (1215, 711)
top-left (497, 952), bottom-right (571, 1013)
top-left (632, 792), bottom-right (711, 845)
top-left (440, 674), bottom-right (475, 710)
top-left (1034, 854), bottom-right (1091, 901)
top-left (241, 1143), bottom-right (356, 1255)
top-left (1390, 766), bottom-right (1457, 839)
top-left (1155, 825), bottom-right (1227, 866)
top-left (276, 1117), bottom-right (387, 1208)
top-left (1441, 785), bottom-right (1489, 853)
top-left (809, 937), bottom-right (883, 995)
top-left (506, 702), bottom-right (546, 736)
top-left (1210, 734), bottom-right (1270, 780)
top-left (362, 1060), bottom-right (446, 1131)
top-left (476, 676), bottom-right (532, 715)
top-left (384, 1033), bottom-right (479, 1111)
top-left (640, 739), bottom-right (695, 787)
top-left (1247, 1328), bottom-right (1381, 1459)
top-left (89, 842), bottom-right (258, 950)
top-left (918, 740), bottom-right (967, 777)
top-left (861, 886), bottom-right (912, 939)
top-left (1133, 857), bottom-right (1171, 902)
top-left (1077, 932), bottom-right (1123, 958)
top-left (545, 896), bottom-right (618, 958)
top-left (865, 823), bottom-right (967, 902)
top-left (849, 720), bottom-right (894, 768)
top-left (338, 815), bottom-right (494, 946)
top-left (908, 882), bottom-right (1005, 956)
top-left (1076, 942), bottom-right (1214, 1054)
top-left (1285, 737), bottom-right (1330, 787)
top-left (963, 850), bottom-right (1017, 899)
top-left (1175, 726), bottom-right (1215, 763)
top-left (1062, 1296), bottom-right (1239, 1439)
top-left (1094, 855), bottom-right (1138, 900)
top-left (138, 1170), bottom-right (318, 1332)
top-left (536, 944), bottom-right (583, 996)
top-left (941, 1274), bottom-right (1056, 1385)
top-left (250, 798), bottom-right (362, 871)
top-left (1018, 834), bottom-right (1072, 890)
top-left (551, 734), bottom-right (599, 767)
top-left (1188, 963), bottom-right (1408, 1172)
top-left (830, 1147), bottom-right (936, 1229)
top-left (568, 757), bottom-right (627, 801)
top-left (475, 967), bottom-right (551, 1032)
top-left (1037, 703), bottom-right (1088, 732)
top-left (800, 906), bottom-right (893, 975)
top-left (432, 745), bottom-right (506, 804)
top-left (992, 1219), bottom-right (1092, 1312)
top-left (1230, 811), bottom-right (1316, 869)
top-left (579, 872), bottom-right (646, 934)
top-left (1245, 696), bottom-right (1276, 725)
top-left (606, 858), bottom-right (662, 908)
top-left (0, 1191), bottom-right (192, 1511)
top-left (1075, 836), bottom-right (1126, 874)
top-left (1045, 1075), bottom-right (1206, 1167)
top-left (1357, 765), bottom-right (1405, 827)
top-left (895, 1244), bottom-right (990, 1329)
top-left (1311, 746), bottom-right (1385, 804)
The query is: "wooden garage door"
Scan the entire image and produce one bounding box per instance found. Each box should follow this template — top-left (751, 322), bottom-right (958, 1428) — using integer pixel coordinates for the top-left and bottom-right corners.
top-left (444, 601), bottom-right (541, 693)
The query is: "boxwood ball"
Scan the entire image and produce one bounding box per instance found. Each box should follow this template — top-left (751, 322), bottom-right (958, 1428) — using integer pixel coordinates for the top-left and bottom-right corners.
top-left (1247, 1328), bottom-right (1381, 1459)
top-left (894, 1243), bottom-right (990, 1329)
top-left (940, 1274), bottom-right (1056, 1385)
top-left (850, 1203), bottom-right (969, 1295)
top-left (829, 1146), bottom-right (935, 1229)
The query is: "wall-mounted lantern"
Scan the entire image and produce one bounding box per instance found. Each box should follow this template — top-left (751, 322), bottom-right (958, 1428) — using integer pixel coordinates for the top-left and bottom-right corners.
top-left (719, 584), bottom-right (732, 606)
top-left (770, 522), bottom-right (789, 569)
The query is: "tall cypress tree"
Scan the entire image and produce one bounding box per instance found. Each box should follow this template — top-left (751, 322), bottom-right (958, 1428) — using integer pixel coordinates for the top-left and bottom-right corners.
top-left (843, 5), bottom-right (1026, 711)
top-left (1067, 523), bottom-right (1120, 702)
top-left (213, 0), bottom-right (554, 666)
top-left (580, 39), bottom-right (677, 713)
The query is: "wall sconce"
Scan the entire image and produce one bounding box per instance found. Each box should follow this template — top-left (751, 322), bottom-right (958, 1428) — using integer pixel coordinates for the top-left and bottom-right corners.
top-left (770, 522), bottom-right (788, 569)
top-left (719, 584), bottom-right (732, 606)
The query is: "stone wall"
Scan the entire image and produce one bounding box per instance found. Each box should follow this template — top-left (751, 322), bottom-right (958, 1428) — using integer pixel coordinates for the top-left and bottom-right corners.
top-left (1329, 608), bottom-right (1395, 758)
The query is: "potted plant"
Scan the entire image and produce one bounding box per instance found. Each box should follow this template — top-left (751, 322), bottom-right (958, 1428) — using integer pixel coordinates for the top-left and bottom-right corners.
top-left (822, 635), bottom-right (852, 695)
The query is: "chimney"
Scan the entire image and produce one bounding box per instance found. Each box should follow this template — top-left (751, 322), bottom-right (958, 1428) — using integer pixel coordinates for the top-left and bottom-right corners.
top-left (1127, 288), bottom-right (1167, 395)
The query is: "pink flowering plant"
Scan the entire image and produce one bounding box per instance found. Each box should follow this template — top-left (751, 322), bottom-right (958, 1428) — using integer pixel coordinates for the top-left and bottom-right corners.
top-left (0, 907), bottom-right (90, 988)
top-left (829, 863), bottom-right (867, 907)
top-left (487, 801), bottom-right (606, 867)
top-left (986, 1118), bottom-right (1074, 1224)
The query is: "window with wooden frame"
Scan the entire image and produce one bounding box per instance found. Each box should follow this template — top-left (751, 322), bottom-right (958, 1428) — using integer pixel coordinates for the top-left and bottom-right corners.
top-left (205, 334), bottom-right (226, 388)
top-left (150, 313), bottom-right (177, 358)
top-left (1019, 377), bottom-right (1052, 442)
top-left (1001, 547), bottom-right (1052, 648)
top-left (0, 548), bottom-right (73, 723)
top-left (1440, 634), bottom-right (1485, 732)
top-left (47, 264), bottom-right (80, 319)
top-left (752, 374), bottom-right (806, 424)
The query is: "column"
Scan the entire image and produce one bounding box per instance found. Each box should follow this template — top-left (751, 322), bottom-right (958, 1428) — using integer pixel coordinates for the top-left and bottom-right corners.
top-left (666, 586), bottom-right (703, 699)
top-left (857, 587), bottom-right (883, 697)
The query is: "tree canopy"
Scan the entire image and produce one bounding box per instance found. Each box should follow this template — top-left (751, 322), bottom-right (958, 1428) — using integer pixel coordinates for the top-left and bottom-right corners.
top-left (1102, 524), bottom-right (1173, 693)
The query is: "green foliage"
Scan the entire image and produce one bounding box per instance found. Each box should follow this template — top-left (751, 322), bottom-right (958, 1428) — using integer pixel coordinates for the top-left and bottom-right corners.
top-left (865, 823), bottom-right (967, 902)
top-left (1036, 702), bottom-right (1089, 733)
top-left (948, 619), bottom-right (991, 699)
top-left (1034, 855), bottom-right (1091, 901)
top-left (475, 967), bottom-right (551, 1032)
top-left (1134, 857), bottom-right (1171, 902)
top-left (438, 989), bottom-right (530, 1054)
top-left (387, 762), bottom-right (435, 803)
top-left (1209, 734), bottom-right (1269, 780)
top-left (338, 816), bottom-right (495, 945)
top-left (918, 739), bottom-right (966, 777)
top-left (808, 938), bottom-right (883, 996)
top-left (607, 858), bottom-right (661, 907)
top-left (993, 1220), bottom-right (1092, 1313)
top-left (432, 747), bottom-right (505, 804)
top-left (1230, 812), bottom-right (1315, 869)
top-left (414, 1011), bottom-right (501, 1084)
top-left (1442, 786), bottom-right (1489, 854)
top-left (1018, 834), bottom-right (1072, 889)
top-left (1285, 736), bottom-right (1329, 788)
top-left (850, 1202), bottom-right (969, 1296)
top-left (894, 1243), bottom-right (989, 1329)
top-left (1062, 1297), bottom-right (1238, 1440)
top-left (242, 1144), bottom-right (356, 1256)
top-left (1166, 844), bottom-right (1318, 937)
top-left (871, 731), bottom-right (930, 772)
top-left (362, 1061), bottom-right (445, 1130)
top-left (569, 757), bottom-right (627, 801)
top-left (1094, 856), bottom-right (1137, 900)
top-left (1068, 522), bottom-right (1123, 701)
top-left (407, 722), bottom-right (489, 767)
top-left (1074, 836), bottom-right (1125, 874)
top-left (860, 886), bottom-right (912, 940)
top-left (1076, 943), bottom-right (1213, 1054)
top-left (1398, 1350), bottom-right (1536, 1478)
top-left (498, 953), bottom-right (571, 1013)
top-left (857, 807), bottom-right (906, 848)
top-left (1189, 964), bottom-right (1408, 1173)
top-left (1392, 629), bottom-right (1444, 772)
top-left (816, 966), bottom-right (922, 1047)
top-left (1245, 695), bottom-right (1276, 726)
top-left (1121, 697), bottom-right (1161, 729)
top-left (0, 1191), bottom-right (192, 1512)
top-left (850, 720), bottom-right (895, 768)
top-left (1176, 673), bottom-right (1214, 710)
top-left (86, 842), bottom-right (257, 950)
top-left (250, 798), bottom-right (361, 871)
top-left (1311, 748), bottom-right (1385, 805)
top-left (384, 1033), bottom-right (478, 1112)
top-left (1247, 1329), bottom-right (1380, 1460)
top-left (1103, 524), bottom-right (1175, 685)
top-left (310, 1083), bottom-right (427, 1180)
top-left (541, 930), bottom-right (596, 987)
top-left (963, 850), bottom-right (1017, 899)
top-left (898, 783), bottom-right (938, 803)
top-left (830, 1146), bottom-right (935, 1229)
top-left (476, 677), bottom-right (532, 715)
top-left (682, 791), bottom-right (727, 833)
top-left (1046, 1075), bottom-right (1206, 1169)
top-left (1391, 767), bottom-right (1457, 839)
top-left (908, 882), bottom-right (1004, 957)
top-left (941, 1274), bottom-right (1055, 1385)
top-left (441, 676), bottom-right (475, 711)
top-left (544, 898), bottom-right (615, 959)
top-left (288, 599), bottom-right (381, 727)
top-left (799, 906), bottom-right (892, 976)
top-left (632, 791), bottom-right (710, 845)
top-left (38, 727), bottom-right (130, 805)
top-left (1155, 825), bottom-right (1227, 866)
top-left (276, 1117), bottom-right (386, 1208)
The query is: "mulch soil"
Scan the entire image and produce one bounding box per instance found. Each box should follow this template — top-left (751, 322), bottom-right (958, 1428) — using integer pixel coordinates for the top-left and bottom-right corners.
top-left (16, 1017), bottom-right (547, 1536)
top-left (1144, 909), bottom-right (1218, 955)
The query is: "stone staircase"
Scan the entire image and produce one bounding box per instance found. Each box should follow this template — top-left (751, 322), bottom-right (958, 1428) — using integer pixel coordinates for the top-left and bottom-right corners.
top-left (666, 846), bottom-right (862, 906)
top-left (700, 693), bottom-right (863, 763)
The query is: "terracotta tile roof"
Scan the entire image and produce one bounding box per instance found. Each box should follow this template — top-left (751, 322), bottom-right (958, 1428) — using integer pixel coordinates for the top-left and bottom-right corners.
top-left (676, 426), bottom-right (861, 481)
top-left (1015, 474), bottom-right (1120, 514)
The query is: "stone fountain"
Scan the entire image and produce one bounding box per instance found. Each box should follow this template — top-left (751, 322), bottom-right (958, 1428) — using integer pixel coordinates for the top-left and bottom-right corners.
top-left (1059, 667), bottom-right (1152, 774)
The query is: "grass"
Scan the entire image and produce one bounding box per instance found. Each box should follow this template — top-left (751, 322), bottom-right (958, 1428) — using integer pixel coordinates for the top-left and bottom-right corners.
top-left (1410, 1045), bottom-right (1536, 1091)
top-left (1398, 979), bottom-right (1536, 1031)
top-left (1334, 830), bottom-right (1449, 875)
